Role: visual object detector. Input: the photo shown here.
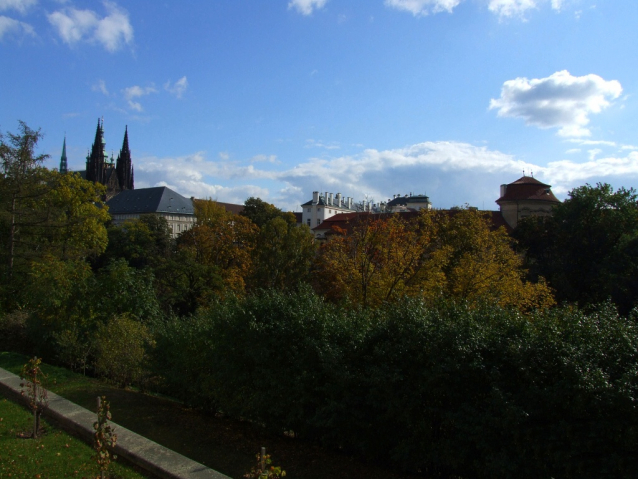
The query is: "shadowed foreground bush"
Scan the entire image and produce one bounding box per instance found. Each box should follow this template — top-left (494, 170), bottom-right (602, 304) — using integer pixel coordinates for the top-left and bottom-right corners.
top-left (153, 290), bottom-right (638, 479)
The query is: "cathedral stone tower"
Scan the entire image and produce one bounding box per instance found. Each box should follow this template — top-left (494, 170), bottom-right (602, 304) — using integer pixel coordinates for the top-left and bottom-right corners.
top-left (116, 126), bottom-right (134, 191)
top-left (79, 118), bottom-right (134, 199)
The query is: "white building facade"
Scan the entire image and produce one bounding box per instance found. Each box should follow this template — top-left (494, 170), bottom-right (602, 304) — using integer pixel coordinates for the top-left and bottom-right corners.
top-left (301, 191), bottom-right (356, 232)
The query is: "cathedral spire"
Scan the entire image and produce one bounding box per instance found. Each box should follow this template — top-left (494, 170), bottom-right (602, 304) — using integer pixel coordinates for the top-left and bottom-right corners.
top-left (86, 118), bottom-right (106, 184)
top-left (59, 136), bottom-right (68, 174)
top-left (116, 125), bottom-right (134, 190)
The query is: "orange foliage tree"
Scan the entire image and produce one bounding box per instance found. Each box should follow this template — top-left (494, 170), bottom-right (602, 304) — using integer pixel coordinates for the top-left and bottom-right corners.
top-left (314, 208), bottom-right (554, 311)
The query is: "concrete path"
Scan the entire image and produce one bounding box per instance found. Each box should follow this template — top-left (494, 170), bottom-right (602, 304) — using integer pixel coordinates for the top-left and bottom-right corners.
top-left (0, 367), bottom-right (231, 479)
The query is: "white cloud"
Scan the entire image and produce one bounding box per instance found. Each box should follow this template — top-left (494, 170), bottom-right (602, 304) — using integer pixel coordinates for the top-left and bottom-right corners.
top-left (567, 139), bottom-right (616, 147)
top-left (565, 148), bottom-right (581, 154)
top-left (122, 84), bottom-right (157, 111)
top-left (131, 141), bottom-right (638, 212)
top-left (0, 14), bottom-right (33, 39)
top-left (551, 0), bottom-right (563, 11)
top-left (488, 0), bottom-right (537, 18)
top-left (384, 0), bottom-right (571, 18)
top-left (587, 148), bottom-right (602, 160)
top-left (385, 0), bottom-right (462, 16)
top-left (288, 0), bottom-right (327, 15)
top-left (305, 139), bottom-right (340, 150)
top-left (541, 152), bottom-right (638, 195)
top-left (0, 0), bottom-right (37, 14)
top-left (48, 1), bottom-right (133, 52)
top-left (251, 154), bottom-right (278, 163)
top-left (92, 79), bottom-right (109, 96)
top-left (164, 76), bottom-right (188, 98)
top-left (489, 70), bottom-right (622, 137)
top-left (488, 0), bottom-right (567, 18)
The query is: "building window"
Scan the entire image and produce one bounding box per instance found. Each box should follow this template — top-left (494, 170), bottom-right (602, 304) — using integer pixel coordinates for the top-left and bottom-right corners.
top-left (307, 219), bottom-right (311, 226)
top-left (307, 208), bottom-right (311, 212)
top-left (329, 210), bottom-right (332, 214)
top-left (317, 219), bottom-right (321, 226)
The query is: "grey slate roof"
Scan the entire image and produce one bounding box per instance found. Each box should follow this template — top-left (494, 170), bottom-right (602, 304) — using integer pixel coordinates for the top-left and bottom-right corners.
top-left (301, 198), bottom-right (326, 207)
top-left (387, 194), bottom-right (430, 207)
top-left (106, 186), bottom-right (194, 215)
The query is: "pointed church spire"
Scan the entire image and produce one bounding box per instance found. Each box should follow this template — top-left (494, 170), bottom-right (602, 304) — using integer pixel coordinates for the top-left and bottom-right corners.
top-left (86, 118), bottom-right (106, 184)
top-left (59, 136), bottom-right (68, 174)
top-left (116, 125), bottom-right (134, 190)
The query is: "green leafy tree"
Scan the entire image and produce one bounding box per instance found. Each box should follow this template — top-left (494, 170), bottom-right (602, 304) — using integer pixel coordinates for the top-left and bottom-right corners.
top-left (0, 121), bottom-right (50, 282)
top-left (0, 122), bottom-right (109, 308)
top-left (250, 217), bottom-right (316, 292)
top-left (516, 183), bottom-right (638, 312)
top-left (240, 197), bottom-right (295, 229)
top-left (94, 314), bottom-right (155, 388)
top-left (100, 214), bottom-right (172, 270)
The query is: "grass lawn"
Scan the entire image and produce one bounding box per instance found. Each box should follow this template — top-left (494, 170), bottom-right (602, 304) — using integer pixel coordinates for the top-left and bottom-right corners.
top-left (0, 397), bottom-right (149, 478)
top-left (0, 352), bottom-right (422, 479)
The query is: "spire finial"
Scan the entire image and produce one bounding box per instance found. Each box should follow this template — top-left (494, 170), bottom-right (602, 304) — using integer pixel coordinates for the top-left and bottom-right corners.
top-left (59, 135), bottom-right (68, 174)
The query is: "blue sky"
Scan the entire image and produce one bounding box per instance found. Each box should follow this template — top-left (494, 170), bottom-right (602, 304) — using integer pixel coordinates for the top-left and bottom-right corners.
top-left (1, 0), bottom-right (637, 211)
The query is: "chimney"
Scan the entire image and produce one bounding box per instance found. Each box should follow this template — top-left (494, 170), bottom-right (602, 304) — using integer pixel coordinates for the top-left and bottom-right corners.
top-left (313, 191), bottom-right (319, 204)
top-left (336, 193), bottom-right (342, 207)
top-left (329, 192), bottom-right (333, 206)
top-left (500, 184), bottom-right (507, 198)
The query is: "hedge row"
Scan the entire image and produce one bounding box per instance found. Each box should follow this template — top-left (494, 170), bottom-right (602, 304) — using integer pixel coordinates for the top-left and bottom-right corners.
top-left (152, 289), bottom-right (638, 479)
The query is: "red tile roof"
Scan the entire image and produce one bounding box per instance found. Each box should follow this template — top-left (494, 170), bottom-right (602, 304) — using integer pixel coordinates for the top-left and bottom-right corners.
top-left (215, 201), bottom-right (244, 215)
top-left (313, 210), bottom-right (510, 237)
top-left (496, 176), bottom-right (560, 204)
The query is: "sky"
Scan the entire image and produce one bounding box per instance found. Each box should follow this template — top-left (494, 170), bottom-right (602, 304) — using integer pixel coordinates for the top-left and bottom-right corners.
top-left (1, 0), bottom-right (638, 211)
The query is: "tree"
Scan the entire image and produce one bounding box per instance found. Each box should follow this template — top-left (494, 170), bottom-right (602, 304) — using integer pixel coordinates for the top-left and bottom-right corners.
top-left (0, 122), bottom-right (109, 308)
top-left (249, 217), bottom-right (316, 291)
top-left (516, 183), bottom-right (638, 313)
top-left (94, 314), bottom-right (155, 387)
top-left (314, 209), bottom-right (554, 310)
top-left (100, 214), bottom-right (172, 270)
top-left (314, 212), bottom-right (443, 308)
top-left (240, 197), bottom-right (295, 229)
top-left (437, 208), bottom-right (554, 311)
top-left (178, 199), bottom-right (257, 297)
top-left (0, 121), bottom-right (50, 280)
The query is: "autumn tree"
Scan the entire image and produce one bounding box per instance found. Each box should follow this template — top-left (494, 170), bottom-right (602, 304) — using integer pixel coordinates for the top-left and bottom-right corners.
top-left (314, 213), bottom-right (442, 308)
top-left (178, 199), bottom-right (257, 298)
top-left (314, 209), bottom-right (554, 310)
top-left (437, 209), bottom-right (554, 311)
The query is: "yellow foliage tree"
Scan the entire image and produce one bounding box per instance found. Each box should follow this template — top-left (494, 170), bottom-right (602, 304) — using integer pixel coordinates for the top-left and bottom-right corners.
top-left (178, 199), bottom-right (257, 296)
top-left (314, 208), bottom-right (554, 311)
top-left (314, 213), bottom-right (444, 308)
top-left (437, 209), bottom-right (554, 311)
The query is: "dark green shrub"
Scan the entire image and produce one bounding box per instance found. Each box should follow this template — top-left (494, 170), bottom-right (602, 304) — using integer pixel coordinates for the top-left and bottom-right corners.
top-left (152, 290), bottom-right (638, 479)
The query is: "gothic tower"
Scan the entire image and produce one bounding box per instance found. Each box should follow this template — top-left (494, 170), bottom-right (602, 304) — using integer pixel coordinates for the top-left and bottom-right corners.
top-left (82, 118), bottom-right (134, 198)
top-left (116, 126), bottom-right (134, 190)
top-left (59, 136), bottom-right (68, 174)
top-left (86, 118), bottom-right (106, 184)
